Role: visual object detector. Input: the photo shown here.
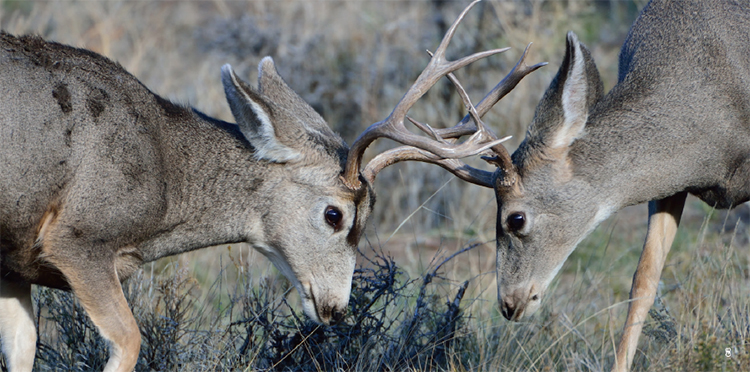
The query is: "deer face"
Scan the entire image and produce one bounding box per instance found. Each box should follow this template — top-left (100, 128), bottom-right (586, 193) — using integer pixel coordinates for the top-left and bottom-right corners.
top-left (495, 32), bottom-right (610, 321)
top-left (253, 166), bottom-right (373, 325)
top-left (222, 58), bottom-right (374, 325)
top-left (495, 164), bottom-right (610, 321)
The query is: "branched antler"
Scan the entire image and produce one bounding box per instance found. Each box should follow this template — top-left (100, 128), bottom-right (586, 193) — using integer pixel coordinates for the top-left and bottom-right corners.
top-left (342, 0), bottom-right (512, 189)
top-left (361, 42), bottom-right (547, 188)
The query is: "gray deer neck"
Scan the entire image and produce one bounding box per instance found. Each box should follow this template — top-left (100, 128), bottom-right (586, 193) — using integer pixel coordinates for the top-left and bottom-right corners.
top-left (569, 80), bottom-right (744, 211)
top-left (138, 111), bottom-right (270, 262)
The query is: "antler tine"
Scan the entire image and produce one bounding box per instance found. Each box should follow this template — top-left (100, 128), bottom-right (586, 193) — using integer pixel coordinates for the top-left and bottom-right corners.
top-left (407, 116), bottom-right (448, 144)
top-left (342, 0), bottom-right (510, 189)
top-left (362, 146), bottom-right (500, 189)
top-left (433, 43), bottom-right (548, 139)
top-left (476, 43), bottom-right (548, 118)
top-left (434, 43), bottom-right (547, 187)
top-left (441, 67), bottom-right (497, 146)
top-left (420, 49), bottom-right (495, 148)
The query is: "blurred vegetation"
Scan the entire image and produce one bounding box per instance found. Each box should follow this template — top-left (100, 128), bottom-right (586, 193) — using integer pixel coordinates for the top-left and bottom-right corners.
top-left (0, 0), bottom-right (647, 232)
top-left (1, 1), bottom-right (749, 371)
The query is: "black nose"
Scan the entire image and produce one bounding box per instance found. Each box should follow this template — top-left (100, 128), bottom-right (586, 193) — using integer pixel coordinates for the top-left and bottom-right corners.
top-left (501, 301), bottom-right (516, 321)
top-left (331, 309), bottom-right (345, 325)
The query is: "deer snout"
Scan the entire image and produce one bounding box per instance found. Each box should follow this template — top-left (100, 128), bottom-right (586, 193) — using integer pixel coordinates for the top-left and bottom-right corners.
top-left (301, 281), bottom-right (350, 325)
top-left (500, 299), bottom-right (518, 321)
top-left (500, 286), bottom-right (541, 322)
top-left (314, 302), bottom-right (348, 325)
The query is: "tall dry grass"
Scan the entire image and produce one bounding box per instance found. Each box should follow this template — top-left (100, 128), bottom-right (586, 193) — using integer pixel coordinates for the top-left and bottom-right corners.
top-left (2, 0), bottom-right (749, 371)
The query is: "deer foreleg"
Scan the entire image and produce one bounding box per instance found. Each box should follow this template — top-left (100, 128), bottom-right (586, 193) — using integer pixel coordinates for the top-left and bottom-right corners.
top-left (0, 279), bottom-right (36, 372)
top-left (45, 246), bottom-right (141, 372)
top-left (69, 266), bottom-right (140, 372)
top-left (613, 192), bottom-right (686, 372)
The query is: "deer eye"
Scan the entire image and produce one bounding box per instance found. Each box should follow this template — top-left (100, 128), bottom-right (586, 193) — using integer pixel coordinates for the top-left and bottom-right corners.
top-left (324, 206), bottom-right (343, 231)
top-left (507, 212), bottom-right (526, 232)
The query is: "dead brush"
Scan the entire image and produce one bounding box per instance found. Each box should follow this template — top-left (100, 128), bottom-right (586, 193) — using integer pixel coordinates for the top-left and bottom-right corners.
top-left (26, 240), bottom-right (482, 371)
top-left (221, 241), bottom-right (480, 371)
top-left (33, 287), bottom-right (109, 371)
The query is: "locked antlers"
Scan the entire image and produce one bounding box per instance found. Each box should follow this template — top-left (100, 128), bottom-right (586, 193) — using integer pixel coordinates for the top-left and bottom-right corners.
top-left (365, 44), bottom-right (547, 188)
top-left (341, 0), bottom-right (546, 190)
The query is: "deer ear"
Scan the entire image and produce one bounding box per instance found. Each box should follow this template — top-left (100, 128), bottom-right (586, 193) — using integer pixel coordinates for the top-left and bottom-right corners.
top-left (256, 57), bottom-right (339, 138)
top-left (221, 63), bottom-right (301, 163)
top-left (529, 32), bottom-right (604, 151)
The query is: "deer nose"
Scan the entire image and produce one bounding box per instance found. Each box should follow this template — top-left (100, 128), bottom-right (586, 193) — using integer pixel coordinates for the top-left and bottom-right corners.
top-left (331, 309), bottom-right (346, 325)
top-left (501, 300), bottom-right (517, 320)
top-left (315, 303), bottom-right (347, 325)
top-left (500, 286), bottom-right (540, 321)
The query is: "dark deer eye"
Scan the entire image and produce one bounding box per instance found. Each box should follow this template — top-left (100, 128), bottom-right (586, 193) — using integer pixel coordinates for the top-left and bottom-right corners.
top-left (507, 212), bottom-right (526, 232)
top-left (325, 206), bottom-right (343, 231)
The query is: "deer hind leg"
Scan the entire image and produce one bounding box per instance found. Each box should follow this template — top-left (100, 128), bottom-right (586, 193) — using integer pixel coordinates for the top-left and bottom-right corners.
top-left (613, 192), bottom-right (687, 372)
top-left (0, 279), bottom-right (36, 372)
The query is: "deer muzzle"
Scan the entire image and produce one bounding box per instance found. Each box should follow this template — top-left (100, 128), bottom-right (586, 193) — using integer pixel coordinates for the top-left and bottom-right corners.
top-left (499, 284), bottom-right (542, 322)
top-left (300, 281), bottom-right (350, 325)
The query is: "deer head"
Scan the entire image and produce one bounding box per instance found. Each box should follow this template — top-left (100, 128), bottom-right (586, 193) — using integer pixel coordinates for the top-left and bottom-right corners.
top-left (220, 58), bottom-right (375, 324)
top-left (492, 32), bottom-right (606, 321)
top-left (401, 31), bottom-right (604, 322)
top-left (446, 32), bottom-right (604, 321)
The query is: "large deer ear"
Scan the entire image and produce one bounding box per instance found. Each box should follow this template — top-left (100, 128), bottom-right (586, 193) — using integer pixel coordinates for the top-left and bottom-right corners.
top-left (528, 32), bottom-right (604, 151)
top-left (221, 63), bottom-right (301, 163)
top-left (255, 57), bottom-right (339, 141)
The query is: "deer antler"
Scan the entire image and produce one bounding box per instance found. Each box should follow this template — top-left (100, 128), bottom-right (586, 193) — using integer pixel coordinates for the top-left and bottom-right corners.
top-left (362, 43), bottom-right (547, 188)
top-left (341, 0), bottom-right (511, 190)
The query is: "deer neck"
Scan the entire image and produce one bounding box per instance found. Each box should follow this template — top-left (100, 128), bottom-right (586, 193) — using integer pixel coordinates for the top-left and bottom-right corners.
top-left (568, 89), bottom-right (708, 211)
top-left (138, 111), bottom-right (270, 262)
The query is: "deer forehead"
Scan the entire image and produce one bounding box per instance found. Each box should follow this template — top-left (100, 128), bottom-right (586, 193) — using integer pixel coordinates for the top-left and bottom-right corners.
top-left (285, 162), bottom-right (348, 191)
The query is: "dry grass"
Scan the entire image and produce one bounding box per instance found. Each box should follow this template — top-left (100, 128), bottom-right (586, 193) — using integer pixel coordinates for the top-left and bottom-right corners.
top-left (2, 1), bottom-right (749, 371)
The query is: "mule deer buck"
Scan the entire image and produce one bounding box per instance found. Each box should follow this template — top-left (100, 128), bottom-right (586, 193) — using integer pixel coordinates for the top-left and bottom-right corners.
top-left (0, 2), bottom-right (529, 371)
top-left (419, 0), bottom-right (749, 370)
